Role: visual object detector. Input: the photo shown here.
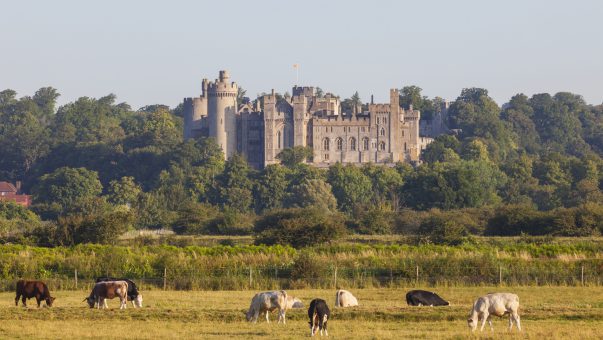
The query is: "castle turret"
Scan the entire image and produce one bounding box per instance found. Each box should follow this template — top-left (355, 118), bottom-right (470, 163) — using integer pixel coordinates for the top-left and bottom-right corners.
top-left (207, 70), bottom-right (238, 159)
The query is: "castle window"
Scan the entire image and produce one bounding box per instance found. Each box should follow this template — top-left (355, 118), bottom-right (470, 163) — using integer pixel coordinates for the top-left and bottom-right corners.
top-left (324, 153), bottom-right (329, 161)
top-left (277, 131), bottom-right (282, 149)
top-left (404, 142), bottom-right (407, 151)
top-left (361, 127), bottom-right (365, 132)
top-left (363, 137), bottom-right (369, 151)
top-left (402, 130), bottom-right (404, 137)
top-left (323, 138), bottom-right (330, 151)
top-left (379, 142), bottom-right (386, 151)
top-left (377, 117), bottom-right (380, 124)
top-left (336, 138), bottom-right (343, 151)
top-left (325, 127), bottom-right (328, 132)
top-left (384, 118), bottom-right (387, 123)
top-left (349, 137), bottom-right (356, 151)
top-left (380, 128), bottom-right (385, 136)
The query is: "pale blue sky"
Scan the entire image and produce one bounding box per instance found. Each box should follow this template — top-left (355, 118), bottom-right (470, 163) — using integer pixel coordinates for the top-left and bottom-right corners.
top-left (1, 0), bottom-right (602, 109)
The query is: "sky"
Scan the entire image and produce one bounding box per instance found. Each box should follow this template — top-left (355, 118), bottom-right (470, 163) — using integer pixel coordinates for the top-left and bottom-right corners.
top-left (1, 0), bottom-right (602, 109)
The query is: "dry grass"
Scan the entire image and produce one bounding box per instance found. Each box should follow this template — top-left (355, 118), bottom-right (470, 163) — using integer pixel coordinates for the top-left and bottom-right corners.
top-left (0, 287), bottom-right (601, 339)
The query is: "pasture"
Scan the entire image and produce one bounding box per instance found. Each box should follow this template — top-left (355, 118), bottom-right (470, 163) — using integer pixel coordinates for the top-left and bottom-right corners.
top-left (0, 286), bottom-right (602, 339)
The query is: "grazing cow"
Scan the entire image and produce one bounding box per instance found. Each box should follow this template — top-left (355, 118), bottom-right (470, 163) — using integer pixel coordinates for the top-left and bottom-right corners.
top-left (96, 277), bottom-right (143, 307)
top-left (286, 296), bottom-right (304, 309)
top-left (15, 280), bottom-right (55, 308)
top-left (406, 290), bottom-right (449, 306)
top-left (335, 289), bottom-right (358, 307)
top-left (467, 293), bottom-right (521, 332)
top-left (246, 290), bottom-right (288, 324)
top-left (85, 281), bottom-right (129, 310)
top-left (308, 299), bottom-right (330, 337)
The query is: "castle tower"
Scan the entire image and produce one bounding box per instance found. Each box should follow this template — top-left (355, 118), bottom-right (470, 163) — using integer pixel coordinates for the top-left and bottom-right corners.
top-left (389, 88), bottom-right (401, 162)
top-left (207, 70), bottom-right (238, 159)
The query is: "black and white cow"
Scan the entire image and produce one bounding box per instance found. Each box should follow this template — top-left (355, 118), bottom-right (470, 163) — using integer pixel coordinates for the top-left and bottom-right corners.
top-left (406, 290), bottom-right (449, 306)
top-left (308, 298), bottom-right (330, 336)
top-left (96, 277), bottom-right (143, 307)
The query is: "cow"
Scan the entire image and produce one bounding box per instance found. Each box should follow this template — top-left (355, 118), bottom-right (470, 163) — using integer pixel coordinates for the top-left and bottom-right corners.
top-left (15, 280), bottom-right (55, 308)
top-left (405, 290), bottom-right (449, 306)
top-left (85, 281), bottom-right (129, 310)
top-left (335, 289), bottom-right (358, 307)
top-left (308, 298), bottom-right (330, 337)
top-left (245, 290), bottom-right (288, 324)
top-left (286, 295), bottom-right (304, 309)
top-left (467, 293), bottom-right (521, 332)
top-left (96, 277), bottom-right (143, 308)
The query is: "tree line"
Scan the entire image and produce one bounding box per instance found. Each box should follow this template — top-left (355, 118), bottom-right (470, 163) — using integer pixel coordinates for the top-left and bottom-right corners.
top-left (0, 86), bottom-right (602, 247)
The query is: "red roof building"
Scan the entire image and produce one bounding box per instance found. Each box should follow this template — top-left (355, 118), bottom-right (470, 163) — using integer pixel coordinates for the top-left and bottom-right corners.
top-left (0, 181), bottom-right (31, 207)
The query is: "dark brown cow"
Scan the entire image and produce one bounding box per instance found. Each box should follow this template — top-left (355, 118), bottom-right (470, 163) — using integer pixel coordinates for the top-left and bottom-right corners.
top-left (15, 280), bottom-right (55, 307)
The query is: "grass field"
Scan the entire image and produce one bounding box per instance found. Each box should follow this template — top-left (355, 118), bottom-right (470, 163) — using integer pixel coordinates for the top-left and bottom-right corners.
top-left (0, 287), bottom-right (602, 339)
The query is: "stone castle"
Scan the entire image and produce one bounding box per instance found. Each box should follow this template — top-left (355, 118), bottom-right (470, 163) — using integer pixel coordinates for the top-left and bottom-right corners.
top-left (183, 70), bottom-right (435, 169)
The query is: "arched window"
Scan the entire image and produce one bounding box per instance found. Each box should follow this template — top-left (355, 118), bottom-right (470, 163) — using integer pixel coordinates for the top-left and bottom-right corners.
top-left (380, 128), bottom-right (385, 136)
top-left (277, 130), bottom-right (282, 149)
top-left (404, 142), bottom-right (407, 151)
top-left (363, 137), bottom-right (369, 151)
top-left (349, 137), bottom-right (356, 151)
top-left (336, 137), bottom-right (343, 151)
top-left (323, 138), bottom-right (330, 151)
top-left (379, 141), bottom-right (386, 151)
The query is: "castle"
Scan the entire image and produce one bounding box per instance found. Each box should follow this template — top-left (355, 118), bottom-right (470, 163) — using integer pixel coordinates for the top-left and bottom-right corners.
top-left (183, 70), bottom-right (435, 169)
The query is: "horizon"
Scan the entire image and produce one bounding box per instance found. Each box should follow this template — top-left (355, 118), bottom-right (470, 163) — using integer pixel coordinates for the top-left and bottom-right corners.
top-left (1, 0), bottom-right (603, 109)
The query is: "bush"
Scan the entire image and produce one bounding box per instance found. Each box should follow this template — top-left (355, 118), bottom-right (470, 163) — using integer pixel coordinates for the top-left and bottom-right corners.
top-left (417, 212), bottom-right (471, 245)
top-left (254, 207), bottom-right (347, 248)
top-left (351, 205), bottom-right (394, 235)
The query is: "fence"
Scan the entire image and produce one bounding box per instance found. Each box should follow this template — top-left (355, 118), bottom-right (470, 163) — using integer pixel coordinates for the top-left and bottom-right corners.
top-left (1, 263), bottom-right (601, 292)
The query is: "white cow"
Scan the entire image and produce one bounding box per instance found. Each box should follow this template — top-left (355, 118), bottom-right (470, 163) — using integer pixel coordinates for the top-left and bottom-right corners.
top-left (467, 293), bottom-right (521, 332)
top-left (286, 296), bottom-right (304, 309)
top-left (246, 290), bottom-right (288, 324)
top-left (335, 289), bottom-right (359, 307)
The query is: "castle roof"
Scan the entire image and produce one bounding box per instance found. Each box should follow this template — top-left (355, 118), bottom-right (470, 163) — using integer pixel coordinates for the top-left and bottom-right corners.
top-left (0, 182), bottom-right (17, 193)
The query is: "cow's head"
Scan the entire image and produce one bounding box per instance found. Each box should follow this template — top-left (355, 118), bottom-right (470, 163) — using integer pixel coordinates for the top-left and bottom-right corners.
top-left (467, 317), bottom-right (477, 331)
top-left (245, 310), bottom-right (253, 322)
top-left (45, 296), bottom-right (56, 307)
top-left (134, 294), bottom-right (143, 308)
top-left (84, 296), bottom-right (95, 308)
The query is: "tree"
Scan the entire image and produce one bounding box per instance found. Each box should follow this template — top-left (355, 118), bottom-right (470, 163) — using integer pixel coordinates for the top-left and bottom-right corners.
top-left (107, 176), bottom-right (142, 206)
top-left (32, 87), bottom-right (60, 120)
top-left (327, 164), bottom-right (372, 213)
top-left (276, 146), bottom-right (314, 167)
top-left (288, 178), bottom-right (338, 211)
top-left (254, 164), bottom-right (290, 212)
top-left (34, 167), bottom-right (103, 210)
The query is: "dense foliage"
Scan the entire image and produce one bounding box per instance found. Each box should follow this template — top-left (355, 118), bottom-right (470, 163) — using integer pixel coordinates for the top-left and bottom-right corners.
top-left (1, 86), bottom-right (603, 246)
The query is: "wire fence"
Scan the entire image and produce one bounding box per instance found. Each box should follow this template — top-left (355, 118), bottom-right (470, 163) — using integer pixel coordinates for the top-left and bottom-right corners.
top-left (1, 264), bottom-right (601, 292)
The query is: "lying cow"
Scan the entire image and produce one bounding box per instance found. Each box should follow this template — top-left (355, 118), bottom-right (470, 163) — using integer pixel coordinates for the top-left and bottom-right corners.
top-left (286, 295), bottom-right (304, 309)
top-left (15, 280), bottom-right (55, 308)
top-left (246, 290), bottom-right (288, 323)
top-left (85, 281), bottom-right (129, 309)
top-left (308, 298), bottom-right (330, 336)
top-left (406, 290), bottom-right (449, 306)
top-left (96, 277), bottom-right (143, 307)
top-left (468, 293), bottom-right (521, 332)
top-left (335, 289), bottom-right (358, 307)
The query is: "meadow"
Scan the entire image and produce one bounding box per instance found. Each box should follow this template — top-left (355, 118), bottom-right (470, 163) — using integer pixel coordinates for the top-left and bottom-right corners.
top-left (0, 286), bottom-right (602, 339)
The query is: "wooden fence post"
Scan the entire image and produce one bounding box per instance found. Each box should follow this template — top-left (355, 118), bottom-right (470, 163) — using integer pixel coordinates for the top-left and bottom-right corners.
top-left (415, 265), bottom-right (419, 284)
top-left (334, 266), bottom-right (338, 289)
top-left (249, 266), bottom-right (252, 289)
top-left (581, 265), bottom-right (584, 286)
top-left (163, 267), bottom-right (167, 290)
top-left (499, 265), bottom-right (502, 286)
top-left (74, 269), bottom-right (78, 290)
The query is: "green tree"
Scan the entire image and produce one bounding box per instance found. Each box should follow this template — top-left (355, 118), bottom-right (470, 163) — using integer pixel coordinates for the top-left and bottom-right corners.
top-left (288, 178), bottom-right (338, 211)
top-left (327, 164), bottom-right (372, 213)
top-left (34, 167), bottom-right (103, 210)
top-left (107, 176), bottom-right (142, 206)
top-left (276, 146), bottom-right (314, 167)
top-left (254, 164), bottom-right (290, 212)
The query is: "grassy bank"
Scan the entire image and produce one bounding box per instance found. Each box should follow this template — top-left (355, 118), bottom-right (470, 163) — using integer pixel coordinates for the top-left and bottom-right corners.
top-left (1, 237), bottom-right (602, 290)
top-left (0, 287), bottom-right (602, 339)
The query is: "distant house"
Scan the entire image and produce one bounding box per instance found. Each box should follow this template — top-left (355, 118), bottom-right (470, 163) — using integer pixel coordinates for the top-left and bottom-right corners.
top-left (0, 181), bottom-right (31, 207)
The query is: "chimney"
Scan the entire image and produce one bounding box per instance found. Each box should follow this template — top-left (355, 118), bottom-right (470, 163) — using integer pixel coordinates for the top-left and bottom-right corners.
top-left (371, 95), bottom-right (374, 104)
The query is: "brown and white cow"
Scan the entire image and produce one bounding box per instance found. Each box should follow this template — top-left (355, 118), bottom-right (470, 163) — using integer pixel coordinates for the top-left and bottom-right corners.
top-left (286, 295), bottom-right (304, 309)
top-left (246, 290), bottom-right (288, 324)
top-left (15, 280), bottom-right (55, 308)
top-left (85, 281), bottom-right (129, 309)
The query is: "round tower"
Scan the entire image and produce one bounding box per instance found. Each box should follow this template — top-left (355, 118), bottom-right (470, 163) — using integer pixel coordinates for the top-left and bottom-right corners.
top-left (207, 70), bottom-right (238, 159)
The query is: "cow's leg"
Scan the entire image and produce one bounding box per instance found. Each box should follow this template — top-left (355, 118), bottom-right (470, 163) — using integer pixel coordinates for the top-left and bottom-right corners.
top-left (488, 318), bottom-right (493, 331)
top-left (22, 296), bottom-right (27, 307)
top-left (36, 296), bottom-right (41, 308)
top-left (479, 312), bottom-right (488, 331)
top-left (512, 313), bottom-right (521, 331)
top-left (15, 293), bottom-right (20, 306)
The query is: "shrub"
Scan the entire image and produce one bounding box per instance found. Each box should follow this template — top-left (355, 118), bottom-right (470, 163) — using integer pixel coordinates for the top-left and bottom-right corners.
top-left (254, 207), bottom-right (346, 248)
top-left (417, 212), bottom-right (471, 245)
